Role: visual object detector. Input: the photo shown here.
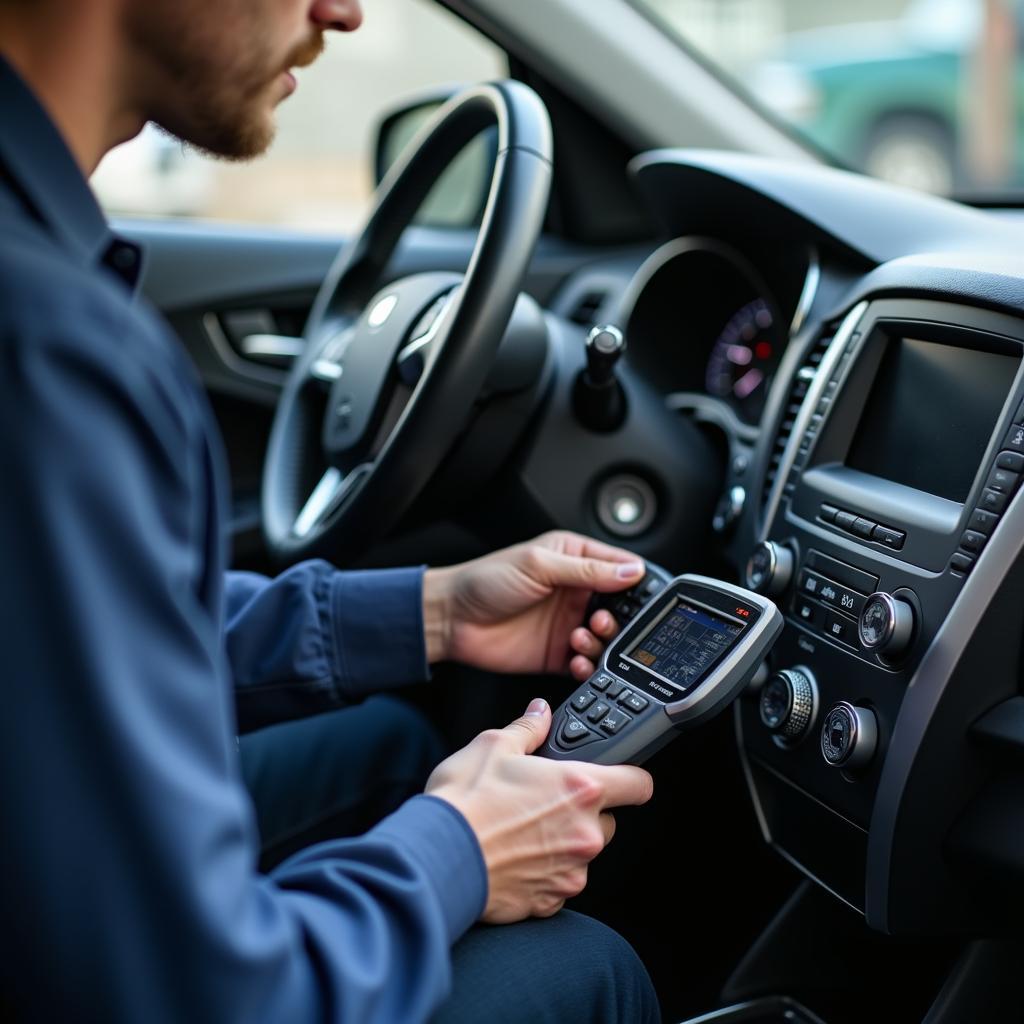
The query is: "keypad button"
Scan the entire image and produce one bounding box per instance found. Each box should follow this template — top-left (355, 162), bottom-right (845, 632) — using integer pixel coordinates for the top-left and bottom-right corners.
top-left (598, 709), bottom-right (631, 735)
top-left (570, 691), bottom-right (598, 713)
top-left (559, 716), bottom-right (594, 745)
top-left (604, 679), bottom-right (625, 699)
top-left (586, 701), bottom-right (611, 723)
top-left (620, 692), bottom-right (649, 714)
top-left (591, 673), bottom-right (613, 692)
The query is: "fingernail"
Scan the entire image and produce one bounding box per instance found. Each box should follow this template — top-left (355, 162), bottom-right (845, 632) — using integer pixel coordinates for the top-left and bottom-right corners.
top-left (525, 698), bottom-right (548, 716)
top-left (616, 562), bottom-right (644, 579)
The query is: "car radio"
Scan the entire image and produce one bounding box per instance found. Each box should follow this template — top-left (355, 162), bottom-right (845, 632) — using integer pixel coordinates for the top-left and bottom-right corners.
top-left (539, 575), bottom-right (783, 765)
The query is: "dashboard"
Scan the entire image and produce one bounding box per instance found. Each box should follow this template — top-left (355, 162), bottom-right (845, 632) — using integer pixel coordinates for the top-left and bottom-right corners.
top-left (551, 150), bottom-right (1024, 941)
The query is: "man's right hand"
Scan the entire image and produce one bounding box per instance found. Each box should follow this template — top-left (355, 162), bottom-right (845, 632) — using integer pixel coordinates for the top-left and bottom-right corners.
top-left (425, 698), bottom-right (654, 924)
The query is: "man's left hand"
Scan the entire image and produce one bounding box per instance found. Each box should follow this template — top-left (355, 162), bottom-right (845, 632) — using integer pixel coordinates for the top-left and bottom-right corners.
top-left (423, 531), bottom-right (645, 680)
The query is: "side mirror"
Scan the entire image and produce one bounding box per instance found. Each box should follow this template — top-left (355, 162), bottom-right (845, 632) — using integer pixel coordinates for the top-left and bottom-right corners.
top-left (373, 86), bottom-right (498, 229)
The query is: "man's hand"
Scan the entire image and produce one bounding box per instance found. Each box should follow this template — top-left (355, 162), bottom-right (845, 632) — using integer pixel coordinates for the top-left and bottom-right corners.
top-left (423, 531), bottom-right (644, 680)
top-left (426, 699), bottom-right (654, 922)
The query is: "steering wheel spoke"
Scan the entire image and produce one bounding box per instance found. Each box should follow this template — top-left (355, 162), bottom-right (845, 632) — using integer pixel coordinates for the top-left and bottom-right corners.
top-left (292, 463), bottom-right (373, 539)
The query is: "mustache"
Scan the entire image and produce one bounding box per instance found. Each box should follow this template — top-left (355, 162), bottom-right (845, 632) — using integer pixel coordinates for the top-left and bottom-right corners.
top-left (288, 32), bottom-right (326, 71)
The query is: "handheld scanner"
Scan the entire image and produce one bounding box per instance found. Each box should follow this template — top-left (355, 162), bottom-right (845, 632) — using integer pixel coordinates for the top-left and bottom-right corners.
top-left (539, 574), bottom-right (783, 765)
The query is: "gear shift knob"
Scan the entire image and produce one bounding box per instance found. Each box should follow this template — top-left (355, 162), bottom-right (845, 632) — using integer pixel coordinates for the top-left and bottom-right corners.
top-left (584, 324), bottom-right (626, 385)
top-left (575, 324), bottom-right (626, 430)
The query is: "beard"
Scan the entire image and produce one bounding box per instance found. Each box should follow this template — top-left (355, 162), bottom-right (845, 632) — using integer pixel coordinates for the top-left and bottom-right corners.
top-left (126, 3), bottom-right (324, 160)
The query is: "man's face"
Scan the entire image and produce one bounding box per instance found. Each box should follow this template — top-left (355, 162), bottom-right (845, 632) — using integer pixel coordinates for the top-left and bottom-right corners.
top-left (125, 0), bottom-right (363, 160)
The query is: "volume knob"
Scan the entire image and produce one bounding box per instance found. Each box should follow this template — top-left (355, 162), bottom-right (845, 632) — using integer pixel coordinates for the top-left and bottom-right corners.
top-left (745, 541), bottom-right (794, 596)
top-left (858, 592), bottom-right (914, 658)
top-left (759, 667), bottom-right (818, 743)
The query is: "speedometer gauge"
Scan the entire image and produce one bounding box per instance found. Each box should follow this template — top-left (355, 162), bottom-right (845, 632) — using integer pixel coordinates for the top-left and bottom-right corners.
top-left (705, 298), bottom-right (779, 419)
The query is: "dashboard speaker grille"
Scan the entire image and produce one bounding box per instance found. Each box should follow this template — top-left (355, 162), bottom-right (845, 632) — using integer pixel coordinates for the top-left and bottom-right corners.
top-left (760, 327), bottom-right (835, 515)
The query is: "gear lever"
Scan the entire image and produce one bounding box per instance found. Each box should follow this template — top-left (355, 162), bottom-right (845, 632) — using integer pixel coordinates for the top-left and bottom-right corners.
top-left (574, 324), bottom-right (626, 431)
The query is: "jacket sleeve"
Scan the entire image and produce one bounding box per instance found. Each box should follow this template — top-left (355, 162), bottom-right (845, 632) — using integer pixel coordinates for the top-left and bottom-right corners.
top-left (224, 563), bottom-right (431, 732)
top-left (0, 296), bottom-right (486, 1024)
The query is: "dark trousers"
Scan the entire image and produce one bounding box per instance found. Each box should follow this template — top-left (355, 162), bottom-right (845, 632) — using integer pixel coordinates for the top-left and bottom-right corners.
top-left (239, 697), bottom-right (661, 1024)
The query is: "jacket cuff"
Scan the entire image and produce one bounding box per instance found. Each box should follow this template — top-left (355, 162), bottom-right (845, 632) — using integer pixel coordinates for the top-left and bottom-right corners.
top-left (373, 795), bottom-right (488, 944)
top-left (329, 566), bottom-right (431, 698)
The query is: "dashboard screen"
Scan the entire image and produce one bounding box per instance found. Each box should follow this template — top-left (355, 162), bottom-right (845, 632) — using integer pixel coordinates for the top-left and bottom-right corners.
top-left (845, 338), bottom-right (1020, 502)
top-left (624, 598), bottom-right (745, 691)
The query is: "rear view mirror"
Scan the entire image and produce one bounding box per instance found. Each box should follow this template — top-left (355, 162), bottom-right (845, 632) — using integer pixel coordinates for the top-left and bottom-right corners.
top-left (374, 87), bottom-right (498, 229)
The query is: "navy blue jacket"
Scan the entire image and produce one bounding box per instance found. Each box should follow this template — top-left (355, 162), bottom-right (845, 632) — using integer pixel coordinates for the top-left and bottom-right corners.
top-left (0, 56), bottom-right (486, 1023)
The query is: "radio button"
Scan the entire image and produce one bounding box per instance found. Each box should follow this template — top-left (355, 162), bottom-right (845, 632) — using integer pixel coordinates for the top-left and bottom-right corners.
top-left (1003, 425), bottom-right (1024, 453)
top-left (806, 551), bottom-right (879, 594)
top-left (793, 598), bottom-right (823, 628)
top-left (851, 517), bottom-right (876, 539)
top-left (968, 508), bottom-right (999, 535)
top-left (834, 510), bottom-right (858, 531)
top-left (960, 530), bottom-right (987, 554)
top-left (819, 503), bottom-right (839, 523)
top-left (996, 451), bottom-right (1024, 473)
top-left (823, 610), bottom-right (856, 645)
top-left (986, 467), bottom-right (1020, 494)
top-left (979, 488), bottom-right (1010, 514)
top-left (950, 552), bottom-right (974, 576)
top-left (872, 525), bottom-right (906, 550)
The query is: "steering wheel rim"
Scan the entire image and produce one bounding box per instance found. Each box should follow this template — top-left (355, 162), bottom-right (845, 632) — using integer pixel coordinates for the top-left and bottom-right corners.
top-left (262, 81), bottom-right (553, 563)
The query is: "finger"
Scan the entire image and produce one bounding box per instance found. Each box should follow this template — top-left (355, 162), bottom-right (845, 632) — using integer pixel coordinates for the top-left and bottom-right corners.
top-left (570, 654), bottom-right (595, 681)
top-left (588, 609), bottom-right (619, 639)
top-left (599, 811), bottom-right (617, 848)
top-left (587, 764), bottom-right (655, 809)
top-left (501, 698), bottom-right (552, 754)
top-left (569, 627), bottom-right (602, 658)
top-left (534, 548), bottom-right (645, 595)
top-left (547, 531), bottom-right (645, 566)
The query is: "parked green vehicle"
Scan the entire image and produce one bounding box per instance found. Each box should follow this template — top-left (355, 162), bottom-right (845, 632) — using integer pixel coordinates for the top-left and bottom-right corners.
top-left (754, 0), bottom-right (1024, 194)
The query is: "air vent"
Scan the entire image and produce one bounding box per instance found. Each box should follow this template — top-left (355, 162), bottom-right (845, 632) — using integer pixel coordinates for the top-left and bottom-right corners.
top-left (568, 289), bottom-right (608, 326)
top-left (760, 327), bottom-right (835, 514)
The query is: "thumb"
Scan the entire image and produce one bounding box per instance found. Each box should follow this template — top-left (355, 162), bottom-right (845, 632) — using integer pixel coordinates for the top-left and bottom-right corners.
top-left (502, 698), bottom-right (552, 753)
top-left (538, 549), bottom-right (645, 594)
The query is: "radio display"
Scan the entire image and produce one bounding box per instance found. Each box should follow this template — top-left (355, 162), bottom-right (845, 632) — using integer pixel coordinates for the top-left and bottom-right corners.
top-left (845, 337), bottom-right (1020, 502)
top-left (624, 597), bottom-right (746, 692)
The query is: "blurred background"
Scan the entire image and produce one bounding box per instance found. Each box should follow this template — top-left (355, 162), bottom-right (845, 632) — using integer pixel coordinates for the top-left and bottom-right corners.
top-left (92, 0), bottom-right (1024, 227)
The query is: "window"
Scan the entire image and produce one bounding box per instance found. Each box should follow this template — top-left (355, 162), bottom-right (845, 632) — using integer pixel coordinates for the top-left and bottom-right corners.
top-left (632, 0), bottom-right (1024, 198)
top-left (91, 0), bottom-right (505, 230)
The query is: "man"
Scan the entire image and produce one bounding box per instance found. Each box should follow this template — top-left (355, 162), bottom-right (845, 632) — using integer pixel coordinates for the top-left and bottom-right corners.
top-left (0, 2), bottom-right (661, 1021)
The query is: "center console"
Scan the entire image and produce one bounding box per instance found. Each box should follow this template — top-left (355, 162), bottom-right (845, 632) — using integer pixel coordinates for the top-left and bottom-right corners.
top-left (738, 297), bottom-right (1024, 918)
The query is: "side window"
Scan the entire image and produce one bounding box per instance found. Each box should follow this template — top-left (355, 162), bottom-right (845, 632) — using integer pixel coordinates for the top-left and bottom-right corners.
top-left (91, 0), bottom-right (505, 231)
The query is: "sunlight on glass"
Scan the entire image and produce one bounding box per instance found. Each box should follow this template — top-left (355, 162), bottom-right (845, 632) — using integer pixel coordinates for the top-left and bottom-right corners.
top-left (92, 0), bottom-right (504, 229)
top-left (634, 0), bottom-right (1024, 197)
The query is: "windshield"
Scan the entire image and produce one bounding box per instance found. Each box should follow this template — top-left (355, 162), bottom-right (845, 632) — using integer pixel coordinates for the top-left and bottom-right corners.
top-left (632, 0), bottom-right (1024, 200)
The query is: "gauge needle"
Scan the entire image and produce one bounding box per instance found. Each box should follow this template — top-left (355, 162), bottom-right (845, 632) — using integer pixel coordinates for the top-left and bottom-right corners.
top-left (734, 368), bottom-right (764, 399)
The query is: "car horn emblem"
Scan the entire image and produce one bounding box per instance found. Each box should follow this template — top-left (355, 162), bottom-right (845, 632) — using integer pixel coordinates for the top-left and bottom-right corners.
top-left (368, 293), bottom-right (398, 328)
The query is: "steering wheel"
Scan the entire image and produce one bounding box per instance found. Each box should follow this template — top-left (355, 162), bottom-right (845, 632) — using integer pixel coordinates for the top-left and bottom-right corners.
top-left (262, 81), bottom-right (552, 563)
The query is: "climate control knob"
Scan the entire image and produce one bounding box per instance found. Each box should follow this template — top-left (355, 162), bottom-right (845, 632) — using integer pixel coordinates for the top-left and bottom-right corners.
top-left (821, 702), bottom-right (877, 770)
top-left (745, 541), bottom-right (794, 596)
top-left (759, 667), bottom-right (817, 743)
top-left (858, 592), bottom-right (914, 658)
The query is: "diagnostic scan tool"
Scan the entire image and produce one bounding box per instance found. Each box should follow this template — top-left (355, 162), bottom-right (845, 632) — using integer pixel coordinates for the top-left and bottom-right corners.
top-left (541, 575), bottom-right (783, 765)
